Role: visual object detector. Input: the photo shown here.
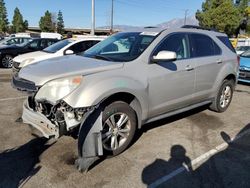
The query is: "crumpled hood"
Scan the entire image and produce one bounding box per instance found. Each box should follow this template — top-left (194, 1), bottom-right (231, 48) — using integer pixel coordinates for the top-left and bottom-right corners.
top-left (19, 55), bottom-right (123, 86)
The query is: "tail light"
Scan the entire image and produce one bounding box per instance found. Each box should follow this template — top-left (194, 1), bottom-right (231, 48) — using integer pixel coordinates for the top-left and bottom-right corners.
top-left (237, 56), bottom-right (240, 66)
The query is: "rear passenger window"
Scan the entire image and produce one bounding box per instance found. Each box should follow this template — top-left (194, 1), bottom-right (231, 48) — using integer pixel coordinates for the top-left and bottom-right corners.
top-left (217, 36), bottom-right (236, 53)
top-left (190, 34), bottom-right (221, 57)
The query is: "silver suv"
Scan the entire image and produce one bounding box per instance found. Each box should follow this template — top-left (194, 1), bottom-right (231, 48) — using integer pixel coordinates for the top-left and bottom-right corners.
top-left (12, 27), bottom-right (238, 170)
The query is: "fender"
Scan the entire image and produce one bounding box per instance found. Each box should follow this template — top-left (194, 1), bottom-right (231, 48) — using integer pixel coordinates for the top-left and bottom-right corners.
top-left (63, 76), bottom-right (149, 120)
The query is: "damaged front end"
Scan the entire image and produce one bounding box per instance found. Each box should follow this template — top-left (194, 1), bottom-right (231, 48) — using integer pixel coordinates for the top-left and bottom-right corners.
top-left (12, 74), bottom-right (104, 172)
top-left (12, 74), bottom-right (93, 139)
top-left (23, 96), bottom-right (95, 139)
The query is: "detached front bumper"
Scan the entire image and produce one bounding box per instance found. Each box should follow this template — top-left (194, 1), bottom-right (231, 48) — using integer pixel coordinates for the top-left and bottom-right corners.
top-left (22, 99), bottom-right (59, 138)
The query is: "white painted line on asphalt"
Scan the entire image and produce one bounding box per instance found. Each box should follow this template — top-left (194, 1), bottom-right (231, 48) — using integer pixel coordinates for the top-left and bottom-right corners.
top-left (0, 96), bottom-right (27, 102)
top-left (149, 128), bottom-right (250, 188)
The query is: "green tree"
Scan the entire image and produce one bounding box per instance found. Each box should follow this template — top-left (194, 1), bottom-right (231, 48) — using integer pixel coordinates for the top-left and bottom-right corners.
top-left (12, 7), bottom-right (26, 33)
top-left (23, 19), bottom-right (28, 30)
top-left (196, 0), bottom-right (241, 35)
top-left (0, 0), bottom-right (8, 32)
top-left (39, 10), bottom-right (53, 32)
top-left (237, 0), bottom-right (249, 15)
top-left (57, 10), bottom-right (64, 34)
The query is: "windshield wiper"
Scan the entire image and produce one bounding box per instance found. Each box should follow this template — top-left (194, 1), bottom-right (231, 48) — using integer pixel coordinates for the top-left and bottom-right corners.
top-left (93, 55), bottom-right (112, 61)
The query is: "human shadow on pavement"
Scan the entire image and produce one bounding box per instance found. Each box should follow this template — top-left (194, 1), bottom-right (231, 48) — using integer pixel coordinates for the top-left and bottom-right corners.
top-left (141, 145), bottom-right (194, 188)
top-left (0, 137), bottom-right (52, 188)
top-left (141, 123), bottom-right (250, 188)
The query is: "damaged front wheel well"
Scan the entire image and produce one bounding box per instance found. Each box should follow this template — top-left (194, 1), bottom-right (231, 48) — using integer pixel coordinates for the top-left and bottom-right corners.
top-left (101, 92), bottom-right (135, 107)
top-left (100, 92), bottom-right (142, 129)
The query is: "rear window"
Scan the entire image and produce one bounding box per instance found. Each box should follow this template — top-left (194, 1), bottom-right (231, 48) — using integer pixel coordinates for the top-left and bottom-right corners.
top-left (217, 36), bottom-right (236, 53)
top-left (190, 34), bottom-right (221, 57)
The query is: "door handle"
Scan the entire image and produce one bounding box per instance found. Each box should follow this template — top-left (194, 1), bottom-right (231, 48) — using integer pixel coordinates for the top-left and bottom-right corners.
top-left (216, 59), bottom-right (223, 64)
top-left (185, 65), bottom-right (194, 71)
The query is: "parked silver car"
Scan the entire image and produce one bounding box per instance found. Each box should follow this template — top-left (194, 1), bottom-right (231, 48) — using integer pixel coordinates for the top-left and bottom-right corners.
top-left (12, 27), bottom-right (238, 171)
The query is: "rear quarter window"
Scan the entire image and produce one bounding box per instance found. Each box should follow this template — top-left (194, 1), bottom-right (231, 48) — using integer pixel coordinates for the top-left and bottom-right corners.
top-left (217, 36), bottom-right (236, 53)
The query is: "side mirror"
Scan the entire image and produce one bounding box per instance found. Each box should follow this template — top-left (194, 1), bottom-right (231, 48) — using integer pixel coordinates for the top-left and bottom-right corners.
top-left (152, 51), bottom-right (177, 62)
top-left (65, 49), bottom-right (74, 55)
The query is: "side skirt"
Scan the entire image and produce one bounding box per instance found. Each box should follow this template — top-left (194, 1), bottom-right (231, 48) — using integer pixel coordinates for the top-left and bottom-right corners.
top-left (144, 100), bottom-right (212, 125)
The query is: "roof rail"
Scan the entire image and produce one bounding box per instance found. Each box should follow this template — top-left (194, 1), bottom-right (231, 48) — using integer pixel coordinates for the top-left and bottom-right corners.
top-left (182, 25), bottom-right (218, 32)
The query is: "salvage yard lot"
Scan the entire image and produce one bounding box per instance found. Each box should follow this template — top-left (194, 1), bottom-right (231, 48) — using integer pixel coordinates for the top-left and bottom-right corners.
top-left (0, 68), bottom-right (250, 188)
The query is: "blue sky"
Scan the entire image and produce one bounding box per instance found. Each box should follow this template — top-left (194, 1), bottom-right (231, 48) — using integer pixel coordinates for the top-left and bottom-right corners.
top-left (5, 0), bottom-right (204, 28)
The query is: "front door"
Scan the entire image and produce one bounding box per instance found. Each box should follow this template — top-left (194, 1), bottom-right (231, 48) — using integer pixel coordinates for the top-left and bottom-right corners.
top-left (147, 33), bottom-right (196, 118)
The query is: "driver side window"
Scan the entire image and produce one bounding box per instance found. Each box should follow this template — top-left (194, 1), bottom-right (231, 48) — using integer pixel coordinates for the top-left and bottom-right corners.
top-left (154, 33), bottom-right (190, 60)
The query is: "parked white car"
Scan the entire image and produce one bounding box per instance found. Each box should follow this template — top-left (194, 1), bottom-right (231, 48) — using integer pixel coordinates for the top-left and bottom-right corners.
top-left (13, 36), bottom-right (106, 72)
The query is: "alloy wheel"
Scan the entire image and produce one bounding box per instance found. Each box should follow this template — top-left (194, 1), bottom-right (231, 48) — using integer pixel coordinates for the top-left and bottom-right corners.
top-left (102, 112), bottom-right (131, 151)
top-left (2, 55), bottom-right (13, 68)
top-left (219, 85), bottom-right (232, 108)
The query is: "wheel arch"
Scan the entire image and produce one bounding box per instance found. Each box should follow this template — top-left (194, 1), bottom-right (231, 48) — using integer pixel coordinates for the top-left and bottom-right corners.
top-left (99, 92), bottom-right (143, 129)
top-left (224, 74), bottom-right (237, 85)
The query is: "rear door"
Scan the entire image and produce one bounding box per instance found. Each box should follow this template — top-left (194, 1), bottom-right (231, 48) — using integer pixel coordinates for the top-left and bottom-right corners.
top-left (147, 33), bottom-right (196, 118)
top-left (189, 33), bottom-right (222, 102)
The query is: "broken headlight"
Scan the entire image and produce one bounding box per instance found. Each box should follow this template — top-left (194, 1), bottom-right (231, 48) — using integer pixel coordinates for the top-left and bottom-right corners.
top-left (35, 76), bottom-right (82, 103)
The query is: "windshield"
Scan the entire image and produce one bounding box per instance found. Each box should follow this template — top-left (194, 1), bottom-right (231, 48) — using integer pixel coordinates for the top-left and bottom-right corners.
top-left (241, 50), bottom-right (250, 58)
top-left (236, 46), bottom-right (250, 51)
top-left (43, 39), bottom-right (73, 53)
top-left (83, 32), bottom-right (158, 62)
top-left (0, 38), bottom-right (10, 45)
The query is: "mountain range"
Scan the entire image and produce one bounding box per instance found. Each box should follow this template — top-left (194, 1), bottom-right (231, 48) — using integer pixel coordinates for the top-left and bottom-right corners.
top-left (98, 16), bottom-right (199, 31)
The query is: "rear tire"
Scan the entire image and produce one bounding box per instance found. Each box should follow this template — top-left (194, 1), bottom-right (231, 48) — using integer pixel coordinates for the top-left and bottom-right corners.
top-left (102, 101), bottom-right (137, 156)
top-left (209, 79), bottom-right (234, 113)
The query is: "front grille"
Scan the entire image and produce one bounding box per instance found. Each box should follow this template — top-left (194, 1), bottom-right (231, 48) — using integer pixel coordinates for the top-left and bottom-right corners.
top-left (12, 75), bottom-right (37, 92)
top-left (239, 70), bottom-right (250, 80)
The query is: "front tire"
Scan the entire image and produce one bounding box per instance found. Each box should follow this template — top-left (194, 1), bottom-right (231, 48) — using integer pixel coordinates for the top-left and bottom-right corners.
top-left (209, 79), bottom-right (234, 113)
top-left (1, 55), bottom-right (14, 68)
top-left (102, 101), bottom-right (137, 156)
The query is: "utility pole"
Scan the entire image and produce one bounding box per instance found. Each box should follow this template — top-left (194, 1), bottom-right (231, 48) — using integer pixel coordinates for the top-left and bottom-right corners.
top-left (184, 9), bottom-right (189, 25)
top-left (91, 0), bottom-right (95, 35)
top-left (110, 0), bottom-right (114, 33)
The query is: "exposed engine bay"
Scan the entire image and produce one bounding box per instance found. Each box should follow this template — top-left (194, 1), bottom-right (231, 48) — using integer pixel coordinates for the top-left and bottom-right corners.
top-left (27, 95), bottom-right (96, 138)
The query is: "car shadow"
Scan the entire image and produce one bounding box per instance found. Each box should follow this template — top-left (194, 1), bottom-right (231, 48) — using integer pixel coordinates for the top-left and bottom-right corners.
top-left (141, 123), bottom-right (250, 188)
top-left (237, 81), bottom-right (250, 87)
top-left (0, 137), bottom-right (53, 188)
top-left (133, 105), bottom-right (209, 144)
